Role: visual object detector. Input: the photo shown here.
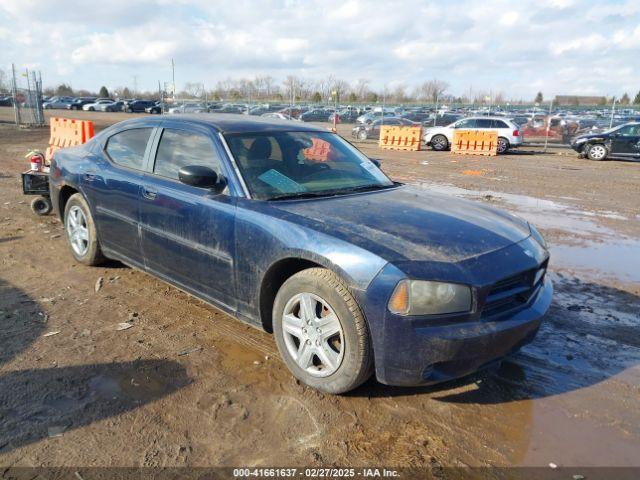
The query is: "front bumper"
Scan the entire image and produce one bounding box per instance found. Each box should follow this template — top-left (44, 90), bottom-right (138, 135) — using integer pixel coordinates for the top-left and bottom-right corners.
top-left (379, 276), bottom-right (552, 386)
top-left (359, 239), bottom-right (552, 387)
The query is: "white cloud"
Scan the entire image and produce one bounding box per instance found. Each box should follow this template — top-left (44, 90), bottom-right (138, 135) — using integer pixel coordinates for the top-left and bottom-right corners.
top-left (0, 0), bottom-right (638, 98)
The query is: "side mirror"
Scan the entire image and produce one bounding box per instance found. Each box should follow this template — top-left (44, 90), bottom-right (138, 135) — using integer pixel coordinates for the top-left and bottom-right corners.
top-left (370, 158), bottom-right (382, 168)
top-left (178, 165), bottom-right (225, 192)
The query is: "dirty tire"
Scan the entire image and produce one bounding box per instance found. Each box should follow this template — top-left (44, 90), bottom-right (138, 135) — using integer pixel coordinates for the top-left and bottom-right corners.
top-left (273, 268), bottom-right (373, 394)
top-left (357, 130), bottom-right (368, 141)
top-left (63, 193), bottom-right (105, 266)
top-left (587, 144), bottom-right (608, 161)
top-left (497, 137), bottom-right (509, 154)
top-left (30, 196), bottom-right (52, 216)
top-left (431, 134), bottom-right (449, 151)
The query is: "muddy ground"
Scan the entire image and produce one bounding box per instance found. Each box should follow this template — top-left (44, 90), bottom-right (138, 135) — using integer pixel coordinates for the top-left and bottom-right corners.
top-left (0, 109), bottom-right (639, 471)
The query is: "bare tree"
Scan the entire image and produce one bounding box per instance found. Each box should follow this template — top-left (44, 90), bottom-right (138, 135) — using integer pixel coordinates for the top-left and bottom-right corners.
top-left (417, 79), bottom-right (449, 103)
top-left (353, 78), bottom-right (370, 101)
top-left (184, 82), bottom-right (204, 98)
top-left (0, 68), bottom-right (7, 92)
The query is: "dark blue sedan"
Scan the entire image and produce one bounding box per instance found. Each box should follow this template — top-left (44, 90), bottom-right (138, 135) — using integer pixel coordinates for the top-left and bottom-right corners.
top-left (49, 115), bottom-right (552, 394)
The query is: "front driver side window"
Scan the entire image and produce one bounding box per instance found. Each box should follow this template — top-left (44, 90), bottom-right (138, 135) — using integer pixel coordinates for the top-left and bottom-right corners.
top-left (153, 128), bottom-right (222, 181)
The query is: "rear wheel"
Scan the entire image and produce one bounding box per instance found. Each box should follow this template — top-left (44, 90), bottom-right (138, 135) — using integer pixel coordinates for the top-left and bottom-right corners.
top-left (431, 134), bottom-right (449, 151)
top-left (273, 268), bottom-right (373, 394)
top-left (497, 137), bottom-right (510, 154)
top-left (63, 194), bottom-right (105, 266)
top-left (587, 143), bottom-right (607, 161)
top-left (357, 130), bottom-right (368, 140)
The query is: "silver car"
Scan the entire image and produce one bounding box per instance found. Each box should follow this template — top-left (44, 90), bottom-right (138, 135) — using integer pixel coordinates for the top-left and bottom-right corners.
top-left (43, 96), bottom-right (75, 109)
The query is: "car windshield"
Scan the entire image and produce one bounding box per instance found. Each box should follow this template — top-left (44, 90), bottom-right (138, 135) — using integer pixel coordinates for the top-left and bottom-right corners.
top-left (225, 131), bottom-right (394, 200)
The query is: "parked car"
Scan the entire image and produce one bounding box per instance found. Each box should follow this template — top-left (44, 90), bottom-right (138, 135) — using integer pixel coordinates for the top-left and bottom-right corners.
top-left (351, 117), bottom-right (418, 140)
top-left (101, 101), bottom-right (126, 112)
top-left (67, 97), bottom-right (97, 110)
top-left (145, 101), bottom-right (167, 114)
top-left (329, 110), bottom-right (359, 123)
top-left (43, 96), bottom-right (75, 109)
top-left (570, 122), bottom-right (640, 161)
top-left (423, 117), bottom-right (523, 153)
top-left (124, 100), bottom-right (157, 113)
top-left (300, 109), bottom-right (331, 122)
top-left (261, 112), bottom-right (291, 120)
top-left (168, 103), bottom-right (208, 114)
top-left (83, 99), bottom-right (115, 111)
top-left (49, 114), bottom-right (551, 394)
top-left (0, 95), bottom-right (13, 107)
top-left (519, 116), bottom-right (579, 144)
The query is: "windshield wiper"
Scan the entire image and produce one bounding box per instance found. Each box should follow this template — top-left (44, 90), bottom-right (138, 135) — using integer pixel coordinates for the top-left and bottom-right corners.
top-left (268, 191), bottom-right (330, 201)
top-left (268, 184), bottom-right (396, 201)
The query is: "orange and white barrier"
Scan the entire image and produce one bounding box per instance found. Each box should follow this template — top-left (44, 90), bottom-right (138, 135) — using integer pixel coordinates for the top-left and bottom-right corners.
top-left (45, 117), bottom-right (95, 162)
top-left (379, 126), bottom-right (422, 151)
top-left (451, 130), bottom-right (498, 156)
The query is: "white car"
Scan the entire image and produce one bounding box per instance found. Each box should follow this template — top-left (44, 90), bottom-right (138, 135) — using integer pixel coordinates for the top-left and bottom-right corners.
top-left (82, 99), bottom-right (115, 111)
top-left (261, 112), bottom-right (295, 120)
top-left (423, 116), bottom-right (523, 153)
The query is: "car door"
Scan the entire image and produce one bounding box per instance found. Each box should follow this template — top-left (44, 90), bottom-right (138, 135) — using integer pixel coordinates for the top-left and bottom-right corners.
top-left (89, 126), bottom-right (156, 266)
top-left (449, 118), bottom-right (477, 141)
top-left (610, 125), bottom-right (640, 157)
top-left (138, 123), bottom-right (237, 308)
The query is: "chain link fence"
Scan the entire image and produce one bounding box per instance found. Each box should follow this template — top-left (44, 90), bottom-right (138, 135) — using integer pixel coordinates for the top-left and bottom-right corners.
top-left (11, 64), bottom-right (45, 127)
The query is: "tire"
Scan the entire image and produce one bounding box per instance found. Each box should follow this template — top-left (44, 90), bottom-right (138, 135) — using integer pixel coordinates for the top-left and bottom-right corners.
top-left (63, 193), bottom-right (105, 266)
top-left (431, 134), bottom-right (449, 151)
top-left (273, 268), bottom-right (373, 394)
top-left (30, 196), bottom-right (52, 216)
top-left (587, 143), bottom-right (607, 161)
top-left (88, 107), bottom-right (94, 111)
top-left (357, 130), bottom-right (368, 141)
top-left (127, 108), bottom-right (133, 113)
top-left (497, 137), bottom-right (510, 154)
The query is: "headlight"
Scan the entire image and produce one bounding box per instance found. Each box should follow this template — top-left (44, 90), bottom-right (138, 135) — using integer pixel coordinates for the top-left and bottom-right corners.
top-left (529, 223), bottom-right (547, 249)
top-left (388, 280), bottom-right (472, 316)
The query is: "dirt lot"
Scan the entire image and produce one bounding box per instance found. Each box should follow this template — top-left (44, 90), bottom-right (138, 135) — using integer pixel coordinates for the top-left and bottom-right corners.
top-left (1, 109), bottom-right (639, 472)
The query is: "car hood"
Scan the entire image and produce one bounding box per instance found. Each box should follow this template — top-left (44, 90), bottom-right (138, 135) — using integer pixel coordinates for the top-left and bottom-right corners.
top-left (268, 185), bottom-right (531, 263)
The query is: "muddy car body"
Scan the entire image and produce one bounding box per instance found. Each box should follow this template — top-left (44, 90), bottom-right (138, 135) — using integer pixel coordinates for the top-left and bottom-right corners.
top-left (49, 115), bottom-right (552, 393)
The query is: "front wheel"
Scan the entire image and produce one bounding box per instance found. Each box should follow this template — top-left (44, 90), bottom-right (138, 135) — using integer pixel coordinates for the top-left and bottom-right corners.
top-left (357, 130), bottom-right (368, 140)
top-left (64, 193), bottom-right (105, 266)
top-left (497, 137), bottom-right (510, 154)
top-left (273, 268), bottom-right (373, 394)
top-left (587, 143), bottom-right (607, 161)
top-left (431, 134), bottom-right (449, 151)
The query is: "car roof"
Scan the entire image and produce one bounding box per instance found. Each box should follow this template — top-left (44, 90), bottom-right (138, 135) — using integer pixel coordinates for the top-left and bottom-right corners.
top-left (117, 113), bottom-right (326, 134)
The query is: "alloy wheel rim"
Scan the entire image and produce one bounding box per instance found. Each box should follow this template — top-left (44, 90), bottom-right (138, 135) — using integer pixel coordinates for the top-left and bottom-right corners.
top-left (498, 139), bottom-right (507, 153)
top-left (433, 136), bottom-right (446, 149)
top-left (591, 145), bottom-right (606, 159)
top-left (282, 292), bottom-right (345, 377)
top-left (66, 205), bottom-right (89, 256)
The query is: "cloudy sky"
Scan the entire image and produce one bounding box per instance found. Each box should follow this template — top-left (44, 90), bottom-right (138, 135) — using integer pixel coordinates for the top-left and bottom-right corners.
top-left (1, 0), bottom-right (638, 99)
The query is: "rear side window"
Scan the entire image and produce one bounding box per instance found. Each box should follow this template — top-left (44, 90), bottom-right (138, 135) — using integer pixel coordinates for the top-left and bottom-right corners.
top-left (475, 119), bottom-right (493, 128)
top-left (491, 120), bottom-right (509, 128)
top-left (105, 128), bottom-right (152, 170)
top-left (455, 119), bottom-right (477, 129)
top-left (153, 129), bottom-right (222, 180)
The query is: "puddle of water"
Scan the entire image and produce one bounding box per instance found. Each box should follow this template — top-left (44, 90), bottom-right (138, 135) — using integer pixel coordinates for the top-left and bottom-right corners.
top-left (417, 182), bottom-right (639, 283)
top-left (551, 240), bottom-right (640, 283)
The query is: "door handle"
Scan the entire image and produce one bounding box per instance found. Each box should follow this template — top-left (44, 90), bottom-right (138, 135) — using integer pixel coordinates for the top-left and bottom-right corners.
top-left (142, 187), bottom-right (157, 200)
top-left (84, 171), bottom-right (97, 182)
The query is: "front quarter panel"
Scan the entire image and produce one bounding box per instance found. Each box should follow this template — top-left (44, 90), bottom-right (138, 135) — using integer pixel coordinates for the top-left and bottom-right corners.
top-left (233, 199), bottom-right (389, 324)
